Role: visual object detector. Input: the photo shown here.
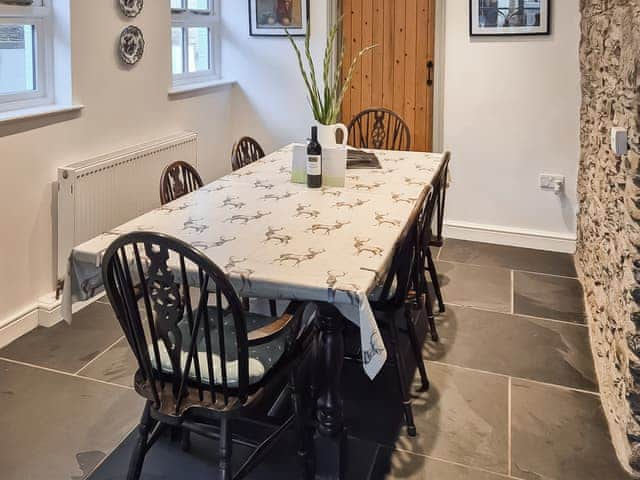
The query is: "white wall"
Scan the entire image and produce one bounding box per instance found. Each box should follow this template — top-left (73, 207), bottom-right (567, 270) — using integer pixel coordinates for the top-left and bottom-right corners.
top-left (0, 0), bottom-right (235, 324)
top-left (222, 1), bottom-right (330, 153)
top-left (442, 0), bottom-right (581, 250)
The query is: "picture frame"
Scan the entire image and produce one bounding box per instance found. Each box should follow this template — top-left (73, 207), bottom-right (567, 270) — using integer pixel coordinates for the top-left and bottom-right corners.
top-left (248, 0), bottom-right (309, 37)
top-left (469, 0), bottom-right (551, 36)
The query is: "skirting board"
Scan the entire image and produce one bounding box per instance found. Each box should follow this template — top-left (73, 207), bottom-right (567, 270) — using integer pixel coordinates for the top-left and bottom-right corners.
top-left (0, 307), bottom-right (39, 350)
top-left (444, 221), bottom-right (577, 254)
top-left (0, 292), bottom-right (104, 349)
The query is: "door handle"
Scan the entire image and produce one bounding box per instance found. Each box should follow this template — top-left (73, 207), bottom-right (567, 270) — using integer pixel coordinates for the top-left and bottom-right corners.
top-left (427, 60), bottom-right (434, 86)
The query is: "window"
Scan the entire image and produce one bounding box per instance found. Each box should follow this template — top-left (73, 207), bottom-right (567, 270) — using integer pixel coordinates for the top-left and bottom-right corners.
top-left (0, 0), bottom-right (53, 113)
top-left (171, 0), bottom-right (220, 88)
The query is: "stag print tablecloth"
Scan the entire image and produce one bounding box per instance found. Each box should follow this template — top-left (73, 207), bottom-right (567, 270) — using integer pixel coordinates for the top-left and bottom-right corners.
top-left (64, 145), bottom-right (445, 379)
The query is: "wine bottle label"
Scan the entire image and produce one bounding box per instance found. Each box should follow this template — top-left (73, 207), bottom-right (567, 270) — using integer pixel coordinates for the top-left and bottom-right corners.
top-left (307, 155), bottom-right (321, 176)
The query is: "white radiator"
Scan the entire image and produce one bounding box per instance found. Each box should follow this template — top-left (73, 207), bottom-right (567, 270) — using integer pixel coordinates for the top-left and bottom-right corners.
top-left (57, 132), bottom-right (198, 282)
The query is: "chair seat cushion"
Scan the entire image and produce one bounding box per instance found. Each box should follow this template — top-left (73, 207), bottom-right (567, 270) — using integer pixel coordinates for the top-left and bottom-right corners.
top-left (153, 308), bottom-right (289, 387)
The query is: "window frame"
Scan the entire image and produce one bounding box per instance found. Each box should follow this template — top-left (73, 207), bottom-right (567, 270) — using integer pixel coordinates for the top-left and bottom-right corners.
top-left (171, 0), bottom-right (221, 88)
top-left (0, 1), bottom-right (54, 113)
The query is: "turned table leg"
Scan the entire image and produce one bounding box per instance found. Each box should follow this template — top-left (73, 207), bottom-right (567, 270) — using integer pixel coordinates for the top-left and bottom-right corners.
top-left (314, 304), bottom-right (346, 480)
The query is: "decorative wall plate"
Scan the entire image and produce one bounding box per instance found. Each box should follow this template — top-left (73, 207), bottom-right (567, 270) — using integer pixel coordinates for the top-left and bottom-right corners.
top-left (119, 0), bottom-right (144, 18)
top-left (119, 26), bottom-right (145, 65)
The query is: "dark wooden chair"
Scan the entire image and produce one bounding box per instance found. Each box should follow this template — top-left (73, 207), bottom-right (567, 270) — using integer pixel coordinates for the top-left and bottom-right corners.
top-left (417, 152), bottom-right (451, 317)
top-left (348, 108), bottom-right (411, 151)
top-left (415, 183), bottom-right (444, 340)
top-left (367, 188), bottom-right (432, 437)
top-left (101, 232), bottom-right (312, 480)
top-left (430, 152), bottom-right (451, 248)
top-left (160, 161), bottom-right (204, 205)
top-left (231, 137), bottom-right (265, 171)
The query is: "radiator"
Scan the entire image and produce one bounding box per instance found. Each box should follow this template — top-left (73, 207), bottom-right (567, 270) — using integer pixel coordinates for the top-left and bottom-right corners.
top-left (57, 132), bottom-right (198, 282)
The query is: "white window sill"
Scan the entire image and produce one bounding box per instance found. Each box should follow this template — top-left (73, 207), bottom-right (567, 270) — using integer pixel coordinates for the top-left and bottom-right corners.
top-left (0, 104), bottom-right (84, 125)
top-left (168, 78), bottom-right (236, 96)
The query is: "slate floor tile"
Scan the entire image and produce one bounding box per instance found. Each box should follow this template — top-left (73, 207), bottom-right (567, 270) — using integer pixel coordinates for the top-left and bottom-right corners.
top-left (0, 359), bottom-right (142, 480)
top-left (511, 379), bottom-right (632, 480)
top-left (0, 301), bottom-right (123, 373)
top-left (344, 361), bottom-right (509, 475)
top-left (439, 239), bottom-right (577, 277)
top-left (513, 271), bottom-right (586, 324)
top-left (77, 337), bottom-right (136, 387)
top-left (435, 261), bottom-right (512, 313)
top-left (88, 428), bottom-right (378, 480)
top-left (370, 447), bottom-right (511, 479)
top-left (425, 305), bottom-right (597, 391)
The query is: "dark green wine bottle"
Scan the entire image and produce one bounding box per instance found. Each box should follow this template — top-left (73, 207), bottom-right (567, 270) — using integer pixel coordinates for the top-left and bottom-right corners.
top-left (307, 126), bottom-right (322, 188)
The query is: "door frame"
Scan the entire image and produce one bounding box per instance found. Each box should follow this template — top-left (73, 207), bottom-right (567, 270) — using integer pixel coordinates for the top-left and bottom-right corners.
top-left (329, 0), bottom-right (446, 152)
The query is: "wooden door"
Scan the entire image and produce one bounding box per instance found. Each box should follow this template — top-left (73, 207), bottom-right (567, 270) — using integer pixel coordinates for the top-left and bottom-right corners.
top-left (340, 0), bottom-right (436, 151)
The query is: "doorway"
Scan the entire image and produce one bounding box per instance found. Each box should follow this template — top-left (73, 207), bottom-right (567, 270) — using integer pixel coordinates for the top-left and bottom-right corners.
top-left (339, 0), bottom-right (437, 152)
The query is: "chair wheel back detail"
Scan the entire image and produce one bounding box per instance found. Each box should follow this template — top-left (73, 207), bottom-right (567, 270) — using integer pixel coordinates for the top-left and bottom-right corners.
top-left (102, 232), bottom-right (256, 410)
top-left (348, 108), bottom-right (411, 151)
top-left (231, 136), bottom-right (265, 171)
top-left (101, 232), bottom-right (309, 480)
top-left (160, 161), bottom-right (203, 205)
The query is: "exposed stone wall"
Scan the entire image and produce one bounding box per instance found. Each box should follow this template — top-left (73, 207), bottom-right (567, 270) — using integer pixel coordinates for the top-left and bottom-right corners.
top-left (577, 0), bottom-right (640, 472)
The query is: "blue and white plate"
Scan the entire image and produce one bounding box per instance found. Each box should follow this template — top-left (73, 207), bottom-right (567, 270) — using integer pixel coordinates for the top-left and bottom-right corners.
top-left (119, 0), bottom-right (143, 18)
top-left (119, 26), bottom-right (145, 65)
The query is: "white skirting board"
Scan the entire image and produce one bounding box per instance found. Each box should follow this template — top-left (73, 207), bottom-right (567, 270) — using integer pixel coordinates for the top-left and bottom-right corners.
top-left (444, 221), bottom-right (577, 254)
top-left (0, 293), bottom-right (104, 349)
top-left (0, 308), bottom-right (40, 350)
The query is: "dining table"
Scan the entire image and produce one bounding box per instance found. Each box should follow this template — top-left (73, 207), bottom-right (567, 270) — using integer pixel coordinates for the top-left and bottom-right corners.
top-left (63, 143), bottom-right (446, 479)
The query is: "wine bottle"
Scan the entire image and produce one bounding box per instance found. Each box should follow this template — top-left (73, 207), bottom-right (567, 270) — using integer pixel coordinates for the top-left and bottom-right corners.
top-left (307, 126), bottom-right (322, 188)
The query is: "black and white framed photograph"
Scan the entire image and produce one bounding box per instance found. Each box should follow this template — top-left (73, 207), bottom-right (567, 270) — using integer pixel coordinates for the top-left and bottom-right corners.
top-left (470, 0), bottom-right (550, 36)
top-left (249, 0), bottom-right (309, 37)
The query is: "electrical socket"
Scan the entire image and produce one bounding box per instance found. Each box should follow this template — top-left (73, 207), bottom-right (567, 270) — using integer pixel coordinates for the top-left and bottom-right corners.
top-left (540, 174), bottom-right (565, 193)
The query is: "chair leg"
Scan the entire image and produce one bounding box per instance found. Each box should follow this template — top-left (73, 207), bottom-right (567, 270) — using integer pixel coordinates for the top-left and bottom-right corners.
top-left (269, 299), bottom-right (278, 316)
top-left (290, 371), bottom-right (311, 476)
top-left (219, 418), bottom-right (232, 480)
top-left (404, 306), bottom-right (429, 392)
top-left (426, 248), bottom-right (445, 314)
top-left (181, 429), bottom-right (191, 452)
top-left (388, 316), bottom-right (417, 437)
top-left (423, 278), bottom-right (439, 343)
top-left (127, 401), bottom-right (153, 480)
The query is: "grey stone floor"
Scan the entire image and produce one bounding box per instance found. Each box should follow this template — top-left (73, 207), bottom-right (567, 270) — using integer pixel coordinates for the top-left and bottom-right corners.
top-left (0, 239), bottom-right (633, 479)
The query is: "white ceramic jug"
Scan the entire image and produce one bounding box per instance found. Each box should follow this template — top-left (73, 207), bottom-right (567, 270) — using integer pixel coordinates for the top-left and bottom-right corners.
top-left (317, 123), bottom-right (349, 148)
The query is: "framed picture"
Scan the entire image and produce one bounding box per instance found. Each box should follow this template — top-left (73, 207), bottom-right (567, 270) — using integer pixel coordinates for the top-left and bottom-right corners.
top-left (470, 0), bottom-right (551, 36)
top-left (249, 0), bottom-right (309, 37)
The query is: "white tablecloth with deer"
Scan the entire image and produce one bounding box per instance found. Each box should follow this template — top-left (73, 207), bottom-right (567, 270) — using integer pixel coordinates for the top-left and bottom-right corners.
top-left (64, 144), bottom-right (445, 379)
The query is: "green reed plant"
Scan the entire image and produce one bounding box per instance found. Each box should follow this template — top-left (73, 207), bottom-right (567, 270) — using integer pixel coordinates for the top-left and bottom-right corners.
top-left (287, 18), bottom-right (377, 125)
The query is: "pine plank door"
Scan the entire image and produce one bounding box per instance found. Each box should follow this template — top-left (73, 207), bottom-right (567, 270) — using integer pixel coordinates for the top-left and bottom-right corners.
top-left (340, 0), bottom-right (436, 152)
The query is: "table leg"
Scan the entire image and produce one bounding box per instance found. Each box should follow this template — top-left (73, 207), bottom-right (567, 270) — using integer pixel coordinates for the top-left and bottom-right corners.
top-left (314, 304), bottom-right (346, 480)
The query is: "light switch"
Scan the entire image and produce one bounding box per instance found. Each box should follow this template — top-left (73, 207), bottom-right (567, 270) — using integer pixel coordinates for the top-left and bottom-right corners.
top-left (611, 127), bottom-right (628, 156)
top-left (540, 174), bottom-right (565, 194)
